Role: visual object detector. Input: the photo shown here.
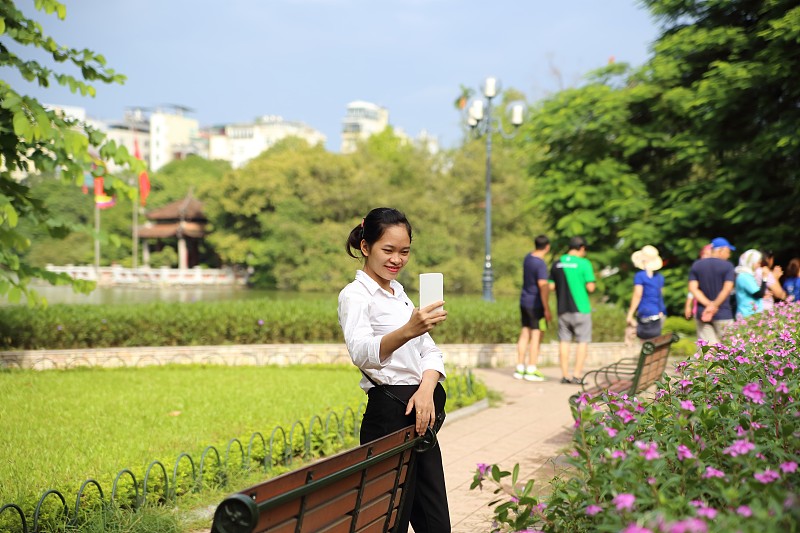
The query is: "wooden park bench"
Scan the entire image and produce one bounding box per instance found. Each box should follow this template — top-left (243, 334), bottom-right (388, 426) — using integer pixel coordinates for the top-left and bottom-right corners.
top-left (211, 425), bottom-right (435, 533)
top-left (569, 332), bottom-right (679, 414)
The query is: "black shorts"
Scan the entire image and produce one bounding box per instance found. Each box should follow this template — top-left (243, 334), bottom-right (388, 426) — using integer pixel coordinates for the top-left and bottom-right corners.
top-left (520, 306), bottom-right (544, 329)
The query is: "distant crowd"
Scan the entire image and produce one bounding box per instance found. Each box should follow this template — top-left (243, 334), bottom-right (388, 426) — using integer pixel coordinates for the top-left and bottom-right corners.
top-left (514, 235), bottom-right (800, 384)
top-left (685, 238), bottom-right (799, 343)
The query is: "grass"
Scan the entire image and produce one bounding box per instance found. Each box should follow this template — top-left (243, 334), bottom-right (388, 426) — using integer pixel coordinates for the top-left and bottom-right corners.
top-left (0, 366), bottom-right (364, 512)
top-left (0, 363), bottom-right (485, 532)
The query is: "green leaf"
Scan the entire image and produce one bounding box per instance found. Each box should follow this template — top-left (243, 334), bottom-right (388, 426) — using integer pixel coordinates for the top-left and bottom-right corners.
top-left (7, 286), bottom-right (21, 304)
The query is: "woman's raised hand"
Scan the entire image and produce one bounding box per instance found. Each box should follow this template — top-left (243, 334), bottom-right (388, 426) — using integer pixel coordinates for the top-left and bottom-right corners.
top-left (406, 301), bottom-right (447, 336)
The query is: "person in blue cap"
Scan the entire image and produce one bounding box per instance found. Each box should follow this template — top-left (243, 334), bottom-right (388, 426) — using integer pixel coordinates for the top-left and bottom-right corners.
top-left (688, 237), bottom-right (736, 343)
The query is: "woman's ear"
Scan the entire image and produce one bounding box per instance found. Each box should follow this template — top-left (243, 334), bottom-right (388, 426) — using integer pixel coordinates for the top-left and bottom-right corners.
top-left (360, 239), bottom-right (369, 257)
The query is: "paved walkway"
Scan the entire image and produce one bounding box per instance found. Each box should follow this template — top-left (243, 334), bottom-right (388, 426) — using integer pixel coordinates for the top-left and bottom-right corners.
top-left (192, 365), bottom-right (584, 533)
top-left (438, 366), bottom-right (580, 533)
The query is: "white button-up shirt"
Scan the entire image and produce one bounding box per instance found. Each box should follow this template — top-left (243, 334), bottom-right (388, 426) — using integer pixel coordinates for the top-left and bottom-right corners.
top-left (338, 270), bottom-right (446, 392)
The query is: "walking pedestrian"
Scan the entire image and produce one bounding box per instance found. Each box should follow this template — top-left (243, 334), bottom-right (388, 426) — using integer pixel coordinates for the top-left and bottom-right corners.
top-left (514, 235), bottom-right (552, 381)
top-left (549, 236), bottom-right (596, 384)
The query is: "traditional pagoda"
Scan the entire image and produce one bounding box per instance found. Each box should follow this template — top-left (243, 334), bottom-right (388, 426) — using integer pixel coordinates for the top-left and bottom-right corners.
top-left (138, 196), bottom-right (207, 269)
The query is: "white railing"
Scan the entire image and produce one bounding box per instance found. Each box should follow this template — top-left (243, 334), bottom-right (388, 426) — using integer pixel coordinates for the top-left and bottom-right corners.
top-left (45, 265), bottom-right (248, 286)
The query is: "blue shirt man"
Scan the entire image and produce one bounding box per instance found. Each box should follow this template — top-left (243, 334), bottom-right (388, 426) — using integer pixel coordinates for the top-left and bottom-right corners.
top-left (688, 237), bottom-right (736, 343)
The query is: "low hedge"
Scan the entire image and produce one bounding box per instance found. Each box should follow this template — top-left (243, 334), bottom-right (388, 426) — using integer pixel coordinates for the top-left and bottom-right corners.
top-left (0, 296), bottom-right (629, 350)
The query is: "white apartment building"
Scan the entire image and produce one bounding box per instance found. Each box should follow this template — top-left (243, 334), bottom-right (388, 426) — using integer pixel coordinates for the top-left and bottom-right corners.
top-left (340, 101), bottom-right (389, 154)
top-left (206, 115), bottom-right (326, 168)
top-left (149, 106), bottom-right (199, 171)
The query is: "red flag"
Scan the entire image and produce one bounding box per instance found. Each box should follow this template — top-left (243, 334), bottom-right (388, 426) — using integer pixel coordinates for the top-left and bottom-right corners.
top-left (134, 138), bottom-right (151, 206)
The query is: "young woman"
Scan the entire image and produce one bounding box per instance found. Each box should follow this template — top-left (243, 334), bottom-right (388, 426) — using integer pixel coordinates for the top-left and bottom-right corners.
top-left (337, 207), bottom-right (450, 533)
top-left (735, 249), bottom-right (768, 318)
top-left (626, 245), bottom-right (667, 339)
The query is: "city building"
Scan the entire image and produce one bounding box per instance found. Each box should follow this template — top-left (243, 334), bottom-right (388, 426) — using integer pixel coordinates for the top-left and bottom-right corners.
top-left (148, 105), bottom-right (200, 171)
top-left (340, 101), bottom-right (389, 153)
top-left (205, 115), bottom-right (326, 168)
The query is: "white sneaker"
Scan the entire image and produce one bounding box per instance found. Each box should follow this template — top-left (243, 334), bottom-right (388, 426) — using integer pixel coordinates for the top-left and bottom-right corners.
top-left (524, 368), bottom-right (546, 382)
top-left (513, 364), bottom-right (525, 379)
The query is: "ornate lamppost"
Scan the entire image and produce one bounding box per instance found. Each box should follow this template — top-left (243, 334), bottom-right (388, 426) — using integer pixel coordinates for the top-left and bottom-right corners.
top-left (467, 77), bottom-right (525, 302)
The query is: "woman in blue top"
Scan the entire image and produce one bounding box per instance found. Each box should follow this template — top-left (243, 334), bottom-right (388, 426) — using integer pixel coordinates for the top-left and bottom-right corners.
top-left (626, 245), bottom-right (667, 339)
top-left (783, 258), bottom-right (800, 303)
top-left (734, 249), bottom-right (768, 318)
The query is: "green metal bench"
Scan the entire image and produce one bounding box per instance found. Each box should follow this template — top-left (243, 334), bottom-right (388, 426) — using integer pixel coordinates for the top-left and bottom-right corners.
top-left (211, 425), bottom-right (434, 533)
top-left (570, 332), bottom-right (679, 414)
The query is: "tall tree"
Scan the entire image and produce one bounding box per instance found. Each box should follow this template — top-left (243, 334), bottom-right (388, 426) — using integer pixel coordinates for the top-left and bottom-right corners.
top-left (1, 0), bottom-right (138, 304)
top-left (522, 0), bottom-right (800, 310)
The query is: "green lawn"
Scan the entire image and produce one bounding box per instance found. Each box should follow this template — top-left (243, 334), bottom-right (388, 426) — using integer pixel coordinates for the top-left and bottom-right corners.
top-left (0, 363), bottom-right (484, 532)
top-left (0, 365), bottom-right (366, 506)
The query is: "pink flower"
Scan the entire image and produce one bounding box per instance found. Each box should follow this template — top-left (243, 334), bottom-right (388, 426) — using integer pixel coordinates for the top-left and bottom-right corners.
top-left (723, 439), bottom-right (755, 457)
top-left (605, 426), bottom-right (618, 437)
top-left (742, 382), bottom-right (765, 404)
top-left (777, 381), bottom-right (789, 394)
top-left (636, 441), bottom-right (660, 460)
top-left (736, 505), bottom-right (752, 517)
top-left (611, 450), bottom-right (627, 460)
top-left (677, 444), bottom-right (694, 461)
top-left (780, 461), bottom-right (798, 473)
top-left (702, 466), bottom-right (725, 479)
top-left (613, 493), bottom-right (636, 511)
top-left (667, 518), bottom-right (708, 533)
top-left (585, 504), bottom-right (602, 516)
top-left (680, 400), bottom-right (696, 412)
top-left (696, 507), bottom-right (717, 519)
top-left (754, 469), bottom-right (781, 483)
top-left (476, 463), bottom-right (490, 476)
top-left (617, 408), bottom-right (636, 424)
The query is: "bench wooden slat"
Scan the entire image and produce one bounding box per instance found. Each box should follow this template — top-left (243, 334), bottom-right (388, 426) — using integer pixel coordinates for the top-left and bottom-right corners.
top-left (286, 470), bottom-right (406, 532)
top-left (212, 426), bottom-right (423, 533)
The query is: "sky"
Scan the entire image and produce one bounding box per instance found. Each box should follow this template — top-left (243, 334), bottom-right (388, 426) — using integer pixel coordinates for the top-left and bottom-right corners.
top-left (9, 0), bottom-right (662, 152)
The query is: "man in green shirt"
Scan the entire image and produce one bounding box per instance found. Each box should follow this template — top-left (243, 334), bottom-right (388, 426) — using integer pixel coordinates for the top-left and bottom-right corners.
top-left (549, 237), bottom-right (596, 384)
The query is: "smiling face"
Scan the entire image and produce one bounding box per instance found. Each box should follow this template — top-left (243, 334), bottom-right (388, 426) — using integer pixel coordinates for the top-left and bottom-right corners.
top-left (361, 224), bottom-right (411, 292)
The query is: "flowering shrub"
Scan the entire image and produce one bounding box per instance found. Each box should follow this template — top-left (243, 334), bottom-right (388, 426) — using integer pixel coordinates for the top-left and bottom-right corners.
top-left (472, 303), bottom-right (800, 532)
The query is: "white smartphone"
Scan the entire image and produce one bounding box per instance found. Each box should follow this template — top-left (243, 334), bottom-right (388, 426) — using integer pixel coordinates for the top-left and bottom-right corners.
top-left (419, 273), bottom-right (444, 311)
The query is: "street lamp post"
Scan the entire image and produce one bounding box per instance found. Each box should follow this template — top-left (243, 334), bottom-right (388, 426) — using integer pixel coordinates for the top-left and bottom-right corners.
top-left (467, 77), bottom-right (525, 302)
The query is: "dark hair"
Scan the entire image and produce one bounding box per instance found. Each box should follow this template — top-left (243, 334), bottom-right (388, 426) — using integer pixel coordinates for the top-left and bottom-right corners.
top-left (534, 235), bottom-right (550, 250)
top-left (346, 207), bottom-right (413, 259)
top-left (786, 258), bottom-right (800, 279)
top-left (568, 236), bottom-right (587, 250)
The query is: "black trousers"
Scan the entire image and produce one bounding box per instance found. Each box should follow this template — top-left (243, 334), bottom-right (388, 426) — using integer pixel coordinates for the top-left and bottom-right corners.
top-left (361, 383), bottom-right (451, 533)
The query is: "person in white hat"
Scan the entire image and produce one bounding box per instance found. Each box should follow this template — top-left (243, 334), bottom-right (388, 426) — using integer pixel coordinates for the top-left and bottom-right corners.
top-left (626, 245), bottom-right (667, 339)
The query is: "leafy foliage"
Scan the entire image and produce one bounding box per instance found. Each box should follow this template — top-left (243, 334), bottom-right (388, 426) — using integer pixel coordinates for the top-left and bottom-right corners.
top-left (202, 127), bottom-right (545, 294)
top-left (472, 302), bottom-right (800, 532)
top-left (521, 0), bottom-right (800, 312)
top-left (0, 295), bottom-right (628, 349)
top-left (0, 0), bottom-right (140, 305)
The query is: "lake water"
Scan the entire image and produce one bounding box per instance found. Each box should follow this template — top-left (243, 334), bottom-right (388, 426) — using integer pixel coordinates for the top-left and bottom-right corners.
top-left (4, 284), bottom-right (335, 306)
